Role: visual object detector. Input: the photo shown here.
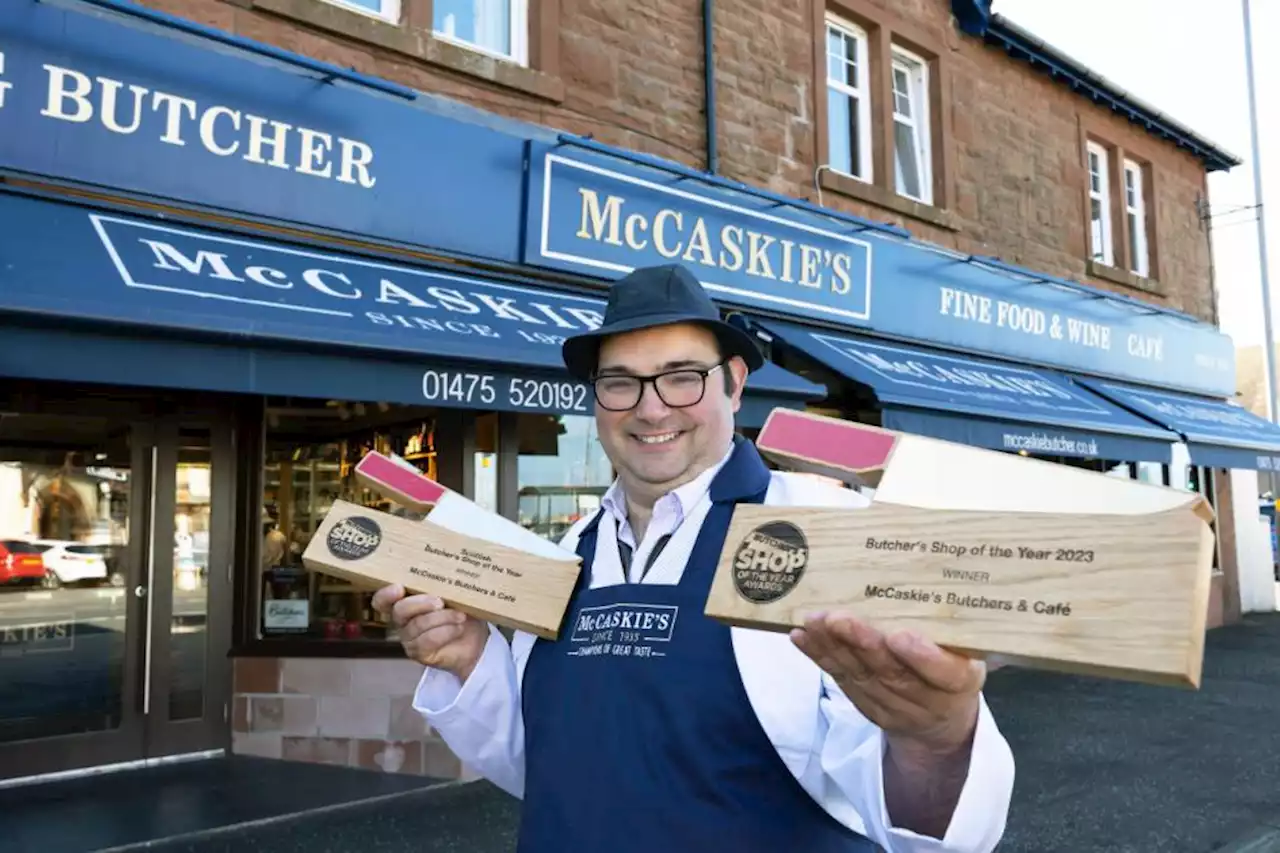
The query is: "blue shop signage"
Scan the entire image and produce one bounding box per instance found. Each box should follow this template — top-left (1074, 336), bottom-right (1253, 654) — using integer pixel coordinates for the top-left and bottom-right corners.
top-left (1, 188), bottom-right (821, 419)
top-left (0, 1), bottom-right (532, 265)
top-left (1075, 379), bottom-right (1280, 470)
top-left (0, 190), bottom-right (602, 415)
top-left (529, 153), bottom-right (872, 323)
top-left (522, 144), bottom-right (1238, 399)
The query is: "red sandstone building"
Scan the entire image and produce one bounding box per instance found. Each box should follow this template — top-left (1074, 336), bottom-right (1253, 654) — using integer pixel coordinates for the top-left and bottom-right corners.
top-left (1, 0), bottom-right (1273, 789)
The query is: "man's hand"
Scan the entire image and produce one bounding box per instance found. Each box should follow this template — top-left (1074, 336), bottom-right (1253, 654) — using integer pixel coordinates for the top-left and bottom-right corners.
top-left (791, 612), bottom-right (982, 750)
top-left (371, 584), bottom-right (489, 683)
top-left (791, 612), bottom-right (984, 837)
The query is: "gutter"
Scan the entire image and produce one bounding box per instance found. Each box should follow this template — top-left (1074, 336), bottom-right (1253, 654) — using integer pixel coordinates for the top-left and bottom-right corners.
top-left (703, 0), bottom-right (718, 174)
top-left (987, 13), bottom-right (1243, 172)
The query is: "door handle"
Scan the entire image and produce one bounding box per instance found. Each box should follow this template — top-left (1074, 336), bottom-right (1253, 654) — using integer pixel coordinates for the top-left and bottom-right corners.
top-left (142, 444), bottom-right (158, 716)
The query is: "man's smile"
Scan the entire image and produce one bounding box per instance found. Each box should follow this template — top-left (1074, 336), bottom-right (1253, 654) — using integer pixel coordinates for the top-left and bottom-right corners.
top-left (633, 430), bottom-right (683, 445)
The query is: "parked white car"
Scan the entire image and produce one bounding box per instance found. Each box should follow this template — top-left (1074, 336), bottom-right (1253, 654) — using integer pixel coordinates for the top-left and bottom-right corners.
top-left (30, 540), bottom-right (111, 587)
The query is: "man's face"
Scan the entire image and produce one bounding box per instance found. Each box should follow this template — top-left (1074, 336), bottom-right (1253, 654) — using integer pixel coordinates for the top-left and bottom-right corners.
top-left (593, 322), bottom-right (747, 495)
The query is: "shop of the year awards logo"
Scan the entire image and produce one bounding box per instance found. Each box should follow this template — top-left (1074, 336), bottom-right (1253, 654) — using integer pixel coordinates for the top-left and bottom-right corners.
top-left (326, 516), bottom-right (383, 561)
top-left (731, 520), bottom-right (809, 603)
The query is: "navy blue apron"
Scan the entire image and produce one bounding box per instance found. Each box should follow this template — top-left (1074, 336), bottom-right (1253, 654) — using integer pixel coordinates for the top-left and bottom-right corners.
top-left (518, 438), bottom-right (877, 851)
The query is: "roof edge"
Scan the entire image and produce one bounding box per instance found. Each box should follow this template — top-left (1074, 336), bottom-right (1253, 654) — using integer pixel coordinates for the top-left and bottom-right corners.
top-left (982, 12), bottom-right (1244, 173)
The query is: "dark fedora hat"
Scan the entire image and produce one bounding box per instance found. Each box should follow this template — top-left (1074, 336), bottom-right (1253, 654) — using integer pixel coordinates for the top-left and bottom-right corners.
top-left (562, 264), bottom-right (765, 381)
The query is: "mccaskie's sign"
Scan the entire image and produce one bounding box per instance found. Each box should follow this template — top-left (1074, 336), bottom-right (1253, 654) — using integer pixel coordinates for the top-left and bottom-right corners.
top-left (528, 153), bottom-right (873, 324)
top-left (91, 212), bottom-right (607, 345)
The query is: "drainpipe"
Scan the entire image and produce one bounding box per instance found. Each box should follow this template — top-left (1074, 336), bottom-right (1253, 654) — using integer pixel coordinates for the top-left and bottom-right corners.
top-left (703, 0), bottom-right (718, 174)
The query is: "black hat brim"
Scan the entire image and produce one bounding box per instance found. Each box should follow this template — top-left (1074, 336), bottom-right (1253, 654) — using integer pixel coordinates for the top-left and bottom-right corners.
top-left (562, 313), bottom-right (765, 382)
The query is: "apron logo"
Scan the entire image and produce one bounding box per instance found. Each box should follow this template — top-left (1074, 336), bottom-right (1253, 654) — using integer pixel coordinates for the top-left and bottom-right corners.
top-left (327, 516), bottom-right (382, 560)
top-left (731, 521), bottom-right (809, 603)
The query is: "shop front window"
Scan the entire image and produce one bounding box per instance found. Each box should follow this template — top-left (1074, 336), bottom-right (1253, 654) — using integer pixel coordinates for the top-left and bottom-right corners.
top-left (1135, 461), bottom-right (1165, 485)
top-left (0, 413), bottom-right (130, 743)
top-left (473, 413), bottom-right (498, 515)
top-left (256, 398), bottom-right (445, 644)
top-left (516, 414), bottom-right (614, 544)
top-left (1185, 465), bottom-right (1221, 573)
top-left (1102, 461), bottom-right (1169, 484)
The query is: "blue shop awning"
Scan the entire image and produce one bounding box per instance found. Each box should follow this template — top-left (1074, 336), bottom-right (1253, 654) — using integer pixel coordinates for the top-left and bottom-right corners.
top-left (749, 318), bottom-right (1181, 463)
top-left (1073, 378), bottom-right (1280, 471)
top-left (0, 190), bottom-right (821, 424)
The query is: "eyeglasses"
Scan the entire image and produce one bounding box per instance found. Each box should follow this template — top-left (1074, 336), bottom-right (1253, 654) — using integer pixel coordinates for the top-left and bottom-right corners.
top-left (592, 363), bottom-right (726, 412)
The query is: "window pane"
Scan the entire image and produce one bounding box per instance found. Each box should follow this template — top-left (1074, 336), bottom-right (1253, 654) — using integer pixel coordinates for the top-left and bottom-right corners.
top-left (1128, 212), bottom-right (1141, 270)
top-left (827, 27), bottom-right (859, 88)
top-left (841, 44), bottom-right (859, 88)
top-left (170, 427), bottom-right (212, 722)
top-left (516, 415), bottom-right (614, 544)
top-left (0, 412), bottom-right (130, 743)
top-left (1090, 198), bottom-right (1106, 259)
top-left (894, 120), bottom-right (922, 199)
top-left (826, 27), bottom-right (845, 64)
top-left (1136, 462), bottom-right (1163, 484)
top-left (894, 90), bottom-right (911, 118)
top-left (473, 413), bottom-right (498, 515)
top-left (435, 0), bottom-right (512, 57)
top-left (258, 398), bottom-right (445, 643)
top-left (892, 67), bottom-right (912, 117)
top-left (827, 88), bottom-right (859, 177)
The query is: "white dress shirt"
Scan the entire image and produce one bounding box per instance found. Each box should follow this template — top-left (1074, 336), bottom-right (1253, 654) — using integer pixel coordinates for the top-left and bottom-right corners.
top-left (601, 441), bottom-right (735, 584)
top-left (413, 442), bottom-right (1015, 853)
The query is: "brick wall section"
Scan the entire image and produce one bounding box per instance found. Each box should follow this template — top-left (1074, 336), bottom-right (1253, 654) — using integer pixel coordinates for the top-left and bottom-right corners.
top-left (231, 657), bottom-right (478, 779)
top-left (138, 0), bottom-right (1219, 324)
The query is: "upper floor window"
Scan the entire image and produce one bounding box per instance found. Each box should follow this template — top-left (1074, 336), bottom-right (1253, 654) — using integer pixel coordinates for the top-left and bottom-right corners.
top-left (1123, 158), bottom-right (1150, 277)
top-left (434, 0), bottom-right (529, 64)
top-left (319, 0), bottom-right (401, 24)
top-left (891, 46), bottom-right (931, 205)
top-left (313, 0), bottom-right (530, 66)
top-left (1082, 136), bottom-right (1157, 286)
top-left (1087, 140), bottom-right (1113, 267)
top-left (825, 15), bottom-right (872, 184)
top-left (817, 7), bottom-right (944, 220)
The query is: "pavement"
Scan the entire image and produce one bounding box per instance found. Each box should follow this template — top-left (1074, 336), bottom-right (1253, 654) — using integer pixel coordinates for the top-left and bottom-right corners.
top-left (987, 610), bottom-right (1280, 852)
top-left (1, 754), bottom-right (452, 853)
top-left (8, 610), bottom-right (1280, 852)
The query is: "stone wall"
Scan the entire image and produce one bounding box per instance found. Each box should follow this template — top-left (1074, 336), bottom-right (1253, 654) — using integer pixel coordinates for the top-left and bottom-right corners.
top-left (230, 656), bottom-right (475, 779)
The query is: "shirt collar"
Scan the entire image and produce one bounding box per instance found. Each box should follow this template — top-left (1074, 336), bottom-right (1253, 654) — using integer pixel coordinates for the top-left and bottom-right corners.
top-left (601, 440), bottom-right (736, 526)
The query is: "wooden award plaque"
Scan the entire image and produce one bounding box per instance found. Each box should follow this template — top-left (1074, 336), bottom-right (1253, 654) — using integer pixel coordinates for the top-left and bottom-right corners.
top-left (704, 409), bottom-right (1216, 688)
top-left (301, 453), bottom-right (582, 640)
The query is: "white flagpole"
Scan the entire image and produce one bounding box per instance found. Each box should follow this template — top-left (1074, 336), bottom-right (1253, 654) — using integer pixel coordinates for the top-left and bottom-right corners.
top-left (1242, 0), bottom-right (1276, 498)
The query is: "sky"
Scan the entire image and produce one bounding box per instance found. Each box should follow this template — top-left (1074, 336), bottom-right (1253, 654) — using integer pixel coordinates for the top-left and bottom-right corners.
top-left (993, 0), bottom-right (1279, 354)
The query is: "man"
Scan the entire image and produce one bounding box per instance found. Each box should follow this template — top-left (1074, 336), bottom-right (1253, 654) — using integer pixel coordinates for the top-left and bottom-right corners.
top-left (372, 263), bottom-right (1014, 852)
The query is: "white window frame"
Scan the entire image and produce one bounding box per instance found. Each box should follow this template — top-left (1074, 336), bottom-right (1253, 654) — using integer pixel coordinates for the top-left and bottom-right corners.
top-left (1123, 158), bottom-right (1150, 277)
top-left (1086, 140), bottom-right (1113, 267)
top-left (316, 0), bottom-right (401, 25)
top-left (824, 14), bottom-right (873, 184)
top-left (890, 45), bottom-right (932, 205)
top-left (433, 0), bottom-right (529, 66)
